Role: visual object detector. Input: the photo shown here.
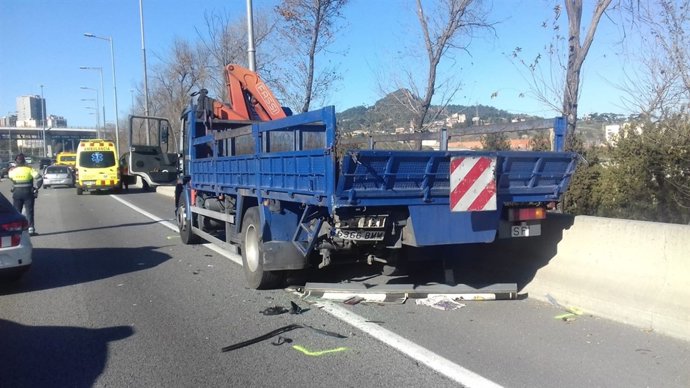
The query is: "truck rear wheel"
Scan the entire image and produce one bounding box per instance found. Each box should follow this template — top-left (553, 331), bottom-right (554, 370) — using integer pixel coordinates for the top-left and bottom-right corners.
top-left (76, 187), bottom-right (83, 195)
top-left (178, 194), bottom-right (200, 244)
top-left (241, 207), bottom-right (282, 289)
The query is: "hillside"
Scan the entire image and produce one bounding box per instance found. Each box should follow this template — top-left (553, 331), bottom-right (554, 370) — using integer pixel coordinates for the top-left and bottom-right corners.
top-left (336, 89), bottom-right (537, 133)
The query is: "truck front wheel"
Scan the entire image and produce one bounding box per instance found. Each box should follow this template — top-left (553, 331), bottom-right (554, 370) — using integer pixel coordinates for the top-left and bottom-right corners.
top-left (178, 194), bottom-right (200, 244)
top-left (241, 207), bottom-right (282, 289)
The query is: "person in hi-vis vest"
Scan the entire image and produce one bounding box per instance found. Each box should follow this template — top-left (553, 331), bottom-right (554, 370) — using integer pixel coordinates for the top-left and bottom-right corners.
top-left (8, 153), bottom-right (42, 235)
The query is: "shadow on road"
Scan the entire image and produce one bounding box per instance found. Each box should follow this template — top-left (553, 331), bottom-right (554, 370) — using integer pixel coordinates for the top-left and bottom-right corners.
top-left (0, 246), bottom-right (171, 295)
top-left (35, 220), bottom-right (163, 237)
top-left (0, 318), bottom-right (134, 388)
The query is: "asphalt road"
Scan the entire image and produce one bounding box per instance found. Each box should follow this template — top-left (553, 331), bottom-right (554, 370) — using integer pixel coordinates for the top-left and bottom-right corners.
top-left (0, 180), bottom-right (688, 388)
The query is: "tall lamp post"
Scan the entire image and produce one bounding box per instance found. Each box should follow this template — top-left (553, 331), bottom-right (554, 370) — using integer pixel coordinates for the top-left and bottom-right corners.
top-left (80, 87), bottom-right (100, 137)
top-left (79, 66), bottom-right (105, 138)
top-left (139, 0), bottom-right (151, 144)
top-left (40, 84), bottom-right (46, 157)
top-left (84, 107), bottom-right (99, 132)
top-left (84, 33), bottom-right (120, 155)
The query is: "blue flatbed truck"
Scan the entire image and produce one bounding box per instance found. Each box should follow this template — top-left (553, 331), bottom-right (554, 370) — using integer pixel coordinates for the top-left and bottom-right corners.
top-left (175, 95), bottom-right (578, 289)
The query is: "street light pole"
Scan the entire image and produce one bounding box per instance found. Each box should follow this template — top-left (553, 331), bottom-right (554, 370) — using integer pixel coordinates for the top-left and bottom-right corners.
top-left (79, 66), bottom-right (106, 139)
top-left (40, 84), bottom-right (46, 157)
top-left (139, 0), bottom-right (151, 145)
top-left (80, 87), bottom-right (100, 137)
top-left (84, 33), bottom-right (120, 155)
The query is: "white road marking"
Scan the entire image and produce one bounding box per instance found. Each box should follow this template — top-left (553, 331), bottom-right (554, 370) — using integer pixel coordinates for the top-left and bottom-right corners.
top-left (111, 194), bottom-right (503, 388)
top-left (110, 195), bottom-right (243, 265)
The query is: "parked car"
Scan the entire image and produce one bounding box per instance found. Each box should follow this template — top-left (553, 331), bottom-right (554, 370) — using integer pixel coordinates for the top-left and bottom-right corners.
top-left (0, 193), bottom-right (32, 281)
top-left (42, 165), bottom-right (75, 188)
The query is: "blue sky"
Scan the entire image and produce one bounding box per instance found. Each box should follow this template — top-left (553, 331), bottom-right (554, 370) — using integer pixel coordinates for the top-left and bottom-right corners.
top-left (0, 0), bottom-right (632, 128)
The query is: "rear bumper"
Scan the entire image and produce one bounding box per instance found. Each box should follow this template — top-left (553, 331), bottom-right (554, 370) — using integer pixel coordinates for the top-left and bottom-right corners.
top-left (44, 178), bottom-right (74, 186)
top-left (77, 180), bottom-right (120, 191)
top-left (0, 233), bottom-right (33, 272)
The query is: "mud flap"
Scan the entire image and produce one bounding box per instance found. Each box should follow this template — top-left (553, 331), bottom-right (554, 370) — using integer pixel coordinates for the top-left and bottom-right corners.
top-left (262, 241), bottom-right (307, 270)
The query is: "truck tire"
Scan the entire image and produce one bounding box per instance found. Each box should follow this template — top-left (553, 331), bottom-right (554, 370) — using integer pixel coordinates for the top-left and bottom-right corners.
top-left (177, 194), bottom-right (200, 244)
top-left (241, 207), bottom-right (282, 289)
top-left (76, 187), bottom-right (83, 195)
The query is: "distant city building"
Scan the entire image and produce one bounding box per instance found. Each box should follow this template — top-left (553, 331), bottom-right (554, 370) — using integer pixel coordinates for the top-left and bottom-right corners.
top-left (445, 113), bottom-right (466, 126)
top-left (47, 115), bottom-right (67, 128)
top-left (0, 114), bottom-right (17, 127)
top-left (16, 95), bottom-right (46, 128)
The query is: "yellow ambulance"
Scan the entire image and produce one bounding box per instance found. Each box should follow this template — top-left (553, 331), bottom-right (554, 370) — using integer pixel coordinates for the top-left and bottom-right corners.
top-left (75, 139), bottom-right (121, 195)
top-left (56, 152), bottom-right (77, 168)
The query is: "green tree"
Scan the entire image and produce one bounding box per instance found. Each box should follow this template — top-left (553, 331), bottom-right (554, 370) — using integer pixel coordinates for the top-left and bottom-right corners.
top-left (480, 132), bottom-right (511, 150)
top-left (597, 117), bottom-right (690, 224)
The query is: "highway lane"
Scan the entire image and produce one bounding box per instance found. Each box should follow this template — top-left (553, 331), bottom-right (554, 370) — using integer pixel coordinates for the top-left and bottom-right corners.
top-left (1, 180), bottom-right (689, 387)
top-left (0, 182), bottom-right (460, 388)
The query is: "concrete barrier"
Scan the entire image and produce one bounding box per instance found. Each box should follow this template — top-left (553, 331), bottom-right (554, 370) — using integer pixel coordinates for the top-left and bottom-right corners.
top-left (154, 186), bottom-right (689, 341)
top-left (523, 216), bottom-right (690, 342)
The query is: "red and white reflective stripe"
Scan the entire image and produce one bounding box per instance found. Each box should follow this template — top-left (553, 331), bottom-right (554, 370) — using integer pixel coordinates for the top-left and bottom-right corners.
top-left (449, 156), bottom-right (497, 212)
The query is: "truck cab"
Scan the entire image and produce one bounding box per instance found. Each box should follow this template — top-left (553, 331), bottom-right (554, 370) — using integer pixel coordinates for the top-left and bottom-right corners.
top-left (122, 115), bottom-right (178, 190)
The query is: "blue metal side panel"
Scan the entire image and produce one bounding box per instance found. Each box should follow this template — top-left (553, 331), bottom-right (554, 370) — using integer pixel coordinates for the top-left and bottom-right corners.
top-left (189, 106), bottom-right (337, 206)
top-left (408, 205), bottom-right (498, 245)
top-left (334, 150), bottom-right (578, 207)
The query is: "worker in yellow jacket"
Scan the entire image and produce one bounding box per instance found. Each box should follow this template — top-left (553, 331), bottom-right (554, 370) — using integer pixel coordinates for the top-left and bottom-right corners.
top-left (8, 153), bottom-right (42, 235)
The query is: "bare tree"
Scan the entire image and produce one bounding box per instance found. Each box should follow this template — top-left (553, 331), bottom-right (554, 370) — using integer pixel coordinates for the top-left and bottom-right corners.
top-left (148, 39), bottom-right (209, 145)
top-left (509, 1), bottom-right (612, 148)
top-left (195, 9), bottom-right (277, 101)
top-left (273, 0), bottom-right (349, 113)
top-left (410, 0), bottom-right (493, 132)
top-left (619, 0), bottom-right (690, 119)
top-left (562, 0), bottom-right (612, 147)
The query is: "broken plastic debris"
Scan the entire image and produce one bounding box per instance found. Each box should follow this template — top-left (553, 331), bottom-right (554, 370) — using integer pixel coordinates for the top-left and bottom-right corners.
top-left (292, 345), bottom-right (348, 356)
top-left (343, 296), bottom-right (365, 305)
top-left (546, 294), bottom-right (584, 320)
top-left (415, 295), bottom-right (466, 311)
top-left (260, 306), bottom-right (289, 316)
top-left (290, 301), bottom-right (308, 314)
top-left (271, 336), bottom-right (293, 346)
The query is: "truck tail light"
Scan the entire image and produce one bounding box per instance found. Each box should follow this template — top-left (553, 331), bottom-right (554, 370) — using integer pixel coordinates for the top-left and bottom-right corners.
top-left (507, 207), bottom-right (546, 222)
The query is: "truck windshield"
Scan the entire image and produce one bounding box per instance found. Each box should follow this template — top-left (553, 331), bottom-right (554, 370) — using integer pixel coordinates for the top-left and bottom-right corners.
top-left (79, 151), bottom-right (116, 168)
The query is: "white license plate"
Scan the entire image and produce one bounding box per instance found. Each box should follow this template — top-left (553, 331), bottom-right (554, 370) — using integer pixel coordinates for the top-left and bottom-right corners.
top-left (83, 180), bottom-right (96, 186)
top-left (336, 229), bottom-right (385, 241)
top-left (511, 222), bottom-right (541, 237)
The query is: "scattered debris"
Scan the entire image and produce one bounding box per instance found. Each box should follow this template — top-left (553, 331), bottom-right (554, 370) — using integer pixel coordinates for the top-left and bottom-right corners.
top-left (221, 324), bottom-right (346, 352)
top-left (271, 336), bottom-right (293, 346)
top-left (260, 306), bottom-right (289, 316)
top-left (343, 296), bottom-right (365, 305)
top-left (415, 295), bottom-right (466, 311)
top-left (192, 270), bottom-right (200, 275)
top-left (292, 345), bottom-right (348, 356)
top-left (290, 301), bottom-right (308, 314)
top-left (303, 324), bottom-right (347, 339)
top-left (222, 324), bottom-right (302, 352)
top-left (546, 294), bottom-right (584, 321)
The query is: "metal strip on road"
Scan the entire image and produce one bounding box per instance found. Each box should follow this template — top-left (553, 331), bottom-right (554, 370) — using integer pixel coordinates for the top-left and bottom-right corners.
top-left (110, 194), bottom-right (503, 388)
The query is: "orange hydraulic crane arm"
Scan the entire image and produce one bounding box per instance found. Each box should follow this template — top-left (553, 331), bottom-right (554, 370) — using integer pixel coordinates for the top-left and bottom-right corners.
top-left (211, 64), bottom-right (287, 121)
